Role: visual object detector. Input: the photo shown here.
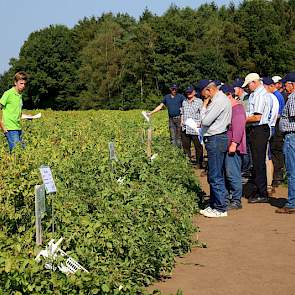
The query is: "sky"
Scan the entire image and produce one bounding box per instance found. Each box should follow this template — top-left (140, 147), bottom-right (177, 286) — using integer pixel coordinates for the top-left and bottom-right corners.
top-left (0, 0), bottom-right (240, 75)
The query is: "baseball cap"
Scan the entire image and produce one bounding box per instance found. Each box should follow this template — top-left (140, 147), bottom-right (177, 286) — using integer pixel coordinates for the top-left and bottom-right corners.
top-left (262, 77), bottom-right (274, 85)
top-left (170, 83), bottom-right (179, 89)
top-left (232, 78), bottom-right (244, 88)
top-left (272, 75), bottom-right (282, 83)
top-left (242, 73), bottom-right (261, 88)
top-left (281, 72), bottom-right (295, 83)
top-left (196, 79), bottom-right (213, 92)
top-left (185, 86), bottom-right (195, 94)
top-left (220, 84), bottom-right (235, 95)
top-left (214, 79), bottom-right (222, 86)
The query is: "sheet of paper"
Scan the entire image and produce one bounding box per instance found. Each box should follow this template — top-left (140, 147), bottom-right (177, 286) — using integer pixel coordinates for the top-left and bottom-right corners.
top-left (185, 118), bottom-right (199, 131)
top-left (22, 113), bottom-right (42, 119)
top-left (141, 111), bottom-right (150, 122)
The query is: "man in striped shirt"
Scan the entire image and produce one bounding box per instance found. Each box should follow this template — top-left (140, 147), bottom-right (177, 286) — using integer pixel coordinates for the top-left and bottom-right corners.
top-left (243, 73), bottom-right (271, 204)
top-left (276, 72), bottom-right (295, 214)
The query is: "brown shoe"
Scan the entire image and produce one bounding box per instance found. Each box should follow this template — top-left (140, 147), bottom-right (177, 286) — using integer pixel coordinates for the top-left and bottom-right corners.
top-left (275, 207), bottom-right (295, 214)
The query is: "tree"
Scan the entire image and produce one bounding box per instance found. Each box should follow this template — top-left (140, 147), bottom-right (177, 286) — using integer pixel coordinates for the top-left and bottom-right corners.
top-left (12, 25), bottom-right (81, 109)
top-left (78, 15), bottom-right (125, 108)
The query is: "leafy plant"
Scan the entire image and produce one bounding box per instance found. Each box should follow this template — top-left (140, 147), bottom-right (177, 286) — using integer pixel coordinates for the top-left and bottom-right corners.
top-left (0, 110), bottom-right (200, 294)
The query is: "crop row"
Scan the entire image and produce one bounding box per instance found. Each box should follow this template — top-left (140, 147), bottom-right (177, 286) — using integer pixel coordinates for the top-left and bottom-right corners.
top-left (0, 110), bottom-right (200, 294)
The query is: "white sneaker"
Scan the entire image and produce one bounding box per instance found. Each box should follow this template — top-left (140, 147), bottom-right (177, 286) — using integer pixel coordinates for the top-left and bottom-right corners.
top-left (199, 206), bottom-right (214, 215)
top-left (203, 208), bottom-right (227, 218)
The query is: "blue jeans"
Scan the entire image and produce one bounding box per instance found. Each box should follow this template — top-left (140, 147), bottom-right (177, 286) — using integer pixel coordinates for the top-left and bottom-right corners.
top-left (5, 130), bottom-right (24, 151)
top-left (283, 134), bottom-right (295, 208)
top-left (204, 133), bottom-right (228, 212)
top-left (168, 116), bottom-right (182, 148)
top-left (225, 152), bottom-right (243, 205)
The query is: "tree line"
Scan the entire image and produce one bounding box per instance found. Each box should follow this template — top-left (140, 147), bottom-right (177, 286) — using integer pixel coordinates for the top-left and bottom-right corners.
top-left (1, 0), bottom-right (295, 110)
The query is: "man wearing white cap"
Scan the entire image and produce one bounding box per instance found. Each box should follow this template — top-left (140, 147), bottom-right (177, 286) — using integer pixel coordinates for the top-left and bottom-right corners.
top-left (272, 75), bottom-right (288, 102)
top-left (243, 73), bottom-right (271, 203)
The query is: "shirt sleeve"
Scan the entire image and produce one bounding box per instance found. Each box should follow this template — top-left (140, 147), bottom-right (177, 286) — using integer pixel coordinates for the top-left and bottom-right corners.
top-left (0, 91), bottom-right (9, 107)
top-left (162, 95), bottom-right (167, 106)
top-left (231, 105), bottom-right (246, 144)
top-left (253, 93), bottom-right (266, 114)
top-left (288, 98), bottom-right (295, 117)
top-left (201, 99), bottom-right (223, 126)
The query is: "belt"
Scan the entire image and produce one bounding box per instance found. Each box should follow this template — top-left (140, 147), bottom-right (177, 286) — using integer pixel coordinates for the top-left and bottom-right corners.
top-left (248, 124), bottom-right (268, 128)
top-left (204, 131), bottom-right (227, 138)
top-left (169, 115), bottom-right (181, 119)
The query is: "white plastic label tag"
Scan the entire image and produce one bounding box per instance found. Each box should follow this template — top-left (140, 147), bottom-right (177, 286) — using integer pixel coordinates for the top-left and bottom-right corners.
top-left (39, 166), bottom-right (57, 193)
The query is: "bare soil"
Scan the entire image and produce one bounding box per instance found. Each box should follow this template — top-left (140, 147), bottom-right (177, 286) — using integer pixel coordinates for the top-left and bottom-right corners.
top-left (148, 169), bottom-right (295, 295)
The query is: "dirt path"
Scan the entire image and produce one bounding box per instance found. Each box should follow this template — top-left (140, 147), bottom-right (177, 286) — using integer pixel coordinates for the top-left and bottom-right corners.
top-left (149, 169), bottom-right (295, 295)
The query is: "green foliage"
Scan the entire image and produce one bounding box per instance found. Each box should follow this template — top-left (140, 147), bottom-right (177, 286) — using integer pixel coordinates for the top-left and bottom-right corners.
top-left (1, 0), bottom-right (295, 110)
top-left (0, 110), bottom-right (200, 294)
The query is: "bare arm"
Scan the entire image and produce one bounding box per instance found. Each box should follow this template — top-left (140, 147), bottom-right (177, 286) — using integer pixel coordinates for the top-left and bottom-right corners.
top-left (149, 103), bottom-right (165, 116)
top-left (246, 114), bottom-right (262, 124)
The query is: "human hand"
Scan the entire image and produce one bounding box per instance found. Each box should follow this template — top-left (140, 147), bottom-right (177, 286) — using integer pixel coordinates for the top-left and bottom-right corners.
top-left (203, 97), bottom-right (211, 108)
top-left (228, 142), bottom-right (237, 154)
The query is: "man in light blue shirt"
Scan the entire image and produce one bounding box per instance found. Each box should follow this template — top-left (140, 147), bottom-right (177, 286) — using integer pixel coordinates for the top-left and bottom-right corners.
top-left (243, 73), bottom-right (271, 204)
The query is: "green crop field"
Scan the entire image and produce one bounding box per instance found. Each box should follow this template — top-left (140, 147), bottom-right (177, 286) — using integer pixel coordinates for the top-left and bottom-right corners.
top-left (0, 110), bottom-right (200, 294)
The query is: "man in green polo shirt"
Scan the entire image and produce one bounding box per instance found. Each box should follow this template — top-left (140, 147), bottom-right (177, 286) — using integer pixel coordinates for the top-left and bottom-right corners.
top-left (0, 71), bottom-right (28, 151)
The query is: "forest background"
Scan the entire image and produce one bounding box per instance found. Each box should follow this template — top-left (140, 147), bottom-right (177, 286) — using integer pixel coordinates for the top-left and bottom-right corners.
top-left (0, 0), bottom-right (295, 110)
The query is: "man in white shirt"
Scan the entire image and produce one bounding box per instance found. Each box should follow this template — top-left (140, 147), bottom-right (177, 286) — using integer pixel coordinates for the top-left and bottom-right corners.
top-left (262, 77), bottom-right (280, 196)
top-left (243, 73), bottom-right (271, 203)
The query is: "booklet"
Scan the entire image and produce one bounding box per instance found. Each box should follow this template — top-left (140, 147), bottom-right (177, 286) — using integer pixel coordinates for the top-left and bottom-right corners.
top-left (185, 118), bottom-right (199, 132)
top-left (21, 113), bottom-right (42, 120)
top-left (185, 118), bottom-right (203, 143)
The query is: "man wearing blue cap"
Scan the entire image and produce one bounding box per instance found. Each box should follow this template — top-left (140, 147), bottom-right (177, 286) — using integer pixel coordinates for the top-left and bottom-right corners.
top-left (180, 86), bottom-right (203, 166)
top-left (276, 72), bottom-right (295, 213)
top-left (232, 78), bottom-right (250, 114)
top-left (232, 78), bottom-right (252, 179)
top-left (148, 83), bottom-right (185, 147)
top-left (220, 84), bottom-right (247, 210)
top-left (198, 80), bottom-right (232, 218)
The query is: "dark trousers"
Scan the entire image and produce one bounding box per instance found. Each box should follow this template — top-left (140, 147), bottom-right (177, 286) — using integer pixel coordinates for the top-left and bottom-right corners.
top-left (270, 120), bottom-right (284, 181)
top-left (168, 117), bottom-right (182, 148)
top-left (242, 128), bottom-right (252, 173)
top-left (249, 124), bottom-right (270, 197)
top-left (181, 131), bottom-right (203, 165)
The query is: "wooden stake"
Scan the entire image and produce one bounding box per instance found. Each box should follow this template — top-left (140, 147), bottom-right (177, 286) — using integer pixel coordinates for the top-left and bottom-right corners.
top-left (147, 126), bottom-right (152, 159)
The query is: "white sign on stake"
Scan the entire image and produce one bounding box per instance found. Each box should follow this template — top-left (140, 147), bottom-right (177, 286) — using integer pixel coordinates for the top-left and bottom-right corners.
top-left (39, 165), bottom-right (57, 193)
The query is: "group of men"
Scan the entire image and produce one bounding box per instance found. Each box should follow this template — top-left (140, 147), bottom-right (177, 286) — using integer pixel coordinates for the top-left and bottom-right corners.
top-left (148, 72), bottom-right (295, 217)
top-left (2, 70), bottom-right (295, 217)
